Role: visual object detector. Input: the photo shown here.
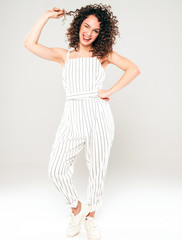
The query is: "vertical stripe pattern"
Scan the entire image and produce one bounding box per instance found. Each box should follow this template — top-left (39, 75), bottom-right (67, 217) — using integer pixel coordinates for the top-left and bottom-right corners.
top-left (48, 49), bottom-right (115, 212)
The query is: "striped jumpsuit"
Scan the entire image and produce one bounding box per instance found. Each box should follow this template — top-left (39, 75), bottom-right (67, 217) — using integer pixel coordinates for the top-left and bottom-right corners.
top-left (48, 49), bottom-right (115, 212)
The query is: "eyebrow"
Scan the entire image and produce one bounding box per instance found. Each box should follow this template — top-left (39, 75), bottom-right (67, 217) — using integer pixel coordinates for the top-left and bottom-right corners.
top-left (84, 22), bottom-right (100, 30)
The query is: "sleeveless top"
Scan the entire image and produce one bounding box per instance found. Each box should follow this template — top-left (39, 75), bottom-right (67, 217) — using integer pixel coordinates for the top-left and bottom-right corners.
top-left (62, 50), bottom-right (106, 100)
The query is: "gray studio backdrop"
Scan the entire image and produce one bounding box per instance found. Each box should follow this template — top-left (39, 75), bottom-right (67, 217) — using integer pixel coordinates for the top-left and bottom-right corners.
top-left (0, 0), bottom-right (182, 239)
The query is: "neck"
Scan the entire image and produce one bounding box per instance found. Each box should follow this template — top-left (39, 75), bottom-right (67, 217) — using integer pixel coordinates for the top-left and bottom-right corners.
top-left (77, 43), bottom-right (93, 54)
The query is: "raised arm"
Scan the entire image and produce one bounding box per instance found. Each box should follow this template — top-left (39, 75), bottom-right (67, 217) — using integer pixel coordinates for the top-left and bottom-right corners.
top-left (23, 7), bottom-right (65, 65)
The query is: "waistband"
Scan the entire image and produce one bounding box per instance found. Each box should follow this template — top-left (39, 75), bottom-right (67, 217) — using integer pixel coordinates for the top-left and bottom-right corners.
top-left (66, 91), bottom-right (99, 100)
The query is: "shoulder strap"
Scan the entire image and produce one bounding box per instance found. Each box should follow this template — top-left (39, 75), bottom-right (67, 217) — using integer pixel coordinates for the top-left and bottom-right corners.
top-left (66, 50), bottom-right (70, 60)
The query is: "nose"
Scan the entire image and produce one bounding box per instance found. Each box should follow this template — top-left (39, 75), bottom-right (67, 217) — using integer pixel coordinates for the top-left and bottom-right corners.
top-left (86, 30), bottom-right (92, 37)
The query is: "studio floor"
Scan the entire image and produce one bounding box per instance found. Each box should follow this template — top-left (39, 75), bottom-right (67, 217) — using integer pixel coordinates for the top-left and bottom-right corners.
top-left (0, 162), bottom-right (182, 240)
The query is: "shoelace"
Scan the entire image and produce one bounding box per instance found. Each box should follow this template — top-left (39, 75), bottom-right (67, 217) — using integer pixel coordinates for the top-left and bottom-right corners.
top-left (85, 217), bottom-right (98, 231)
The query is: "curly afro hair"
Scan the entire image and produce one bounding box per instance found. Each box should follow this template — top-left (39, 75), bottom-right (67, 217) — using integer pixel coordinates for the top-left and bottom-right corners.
top-left (62, 3), bottom-right (121, 59)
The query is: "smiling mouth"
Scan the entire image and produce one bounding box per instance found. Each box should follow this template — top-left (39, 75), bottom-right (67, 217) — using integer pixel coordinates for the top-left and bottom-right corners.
top-left (83, 34), bottom-right (92, 41)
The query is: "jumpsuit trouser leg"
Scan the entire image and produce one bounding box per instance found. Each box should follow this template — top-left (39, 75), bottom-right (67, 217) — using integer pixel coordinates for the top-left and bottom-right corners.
top-left (48, 98), bottom-right (115, 211)
top-left (85, 98), bottom-right (115, 212)
top-left (48, 102), bottom-right (84, 209)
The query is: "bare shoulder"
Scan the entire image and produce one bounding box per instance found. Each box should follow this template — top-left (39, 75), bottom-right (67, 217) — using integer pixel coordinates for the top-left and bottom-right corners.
top-left (98, 51), bottom-right (120, 69)
top-left (104, 50), bottom-right (141, 72)
top-left (103, 51), bottom-right (120, 63)
top-left (98, 53), bottom-right (111, 69)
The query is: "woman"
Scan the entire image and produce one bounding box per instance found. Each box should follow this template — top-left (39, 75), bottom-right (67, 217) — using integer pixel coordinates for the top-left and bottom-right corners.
top-left (24, 3), bottom-right (141, 240)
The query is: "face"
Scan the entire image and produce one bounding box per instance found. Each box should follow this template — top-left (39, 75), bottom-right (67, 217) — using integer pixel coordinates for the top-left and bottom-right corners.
top-left (79, 15), bottom-right (101, 46)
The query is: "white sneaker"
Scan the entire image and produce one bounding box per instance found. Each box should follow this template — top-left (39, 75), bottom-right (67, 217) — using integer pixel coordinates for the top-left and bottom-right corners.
top-left (66, 203), bottom-right (91, 237)
top-left (84, 216), bottom-right (102, 240)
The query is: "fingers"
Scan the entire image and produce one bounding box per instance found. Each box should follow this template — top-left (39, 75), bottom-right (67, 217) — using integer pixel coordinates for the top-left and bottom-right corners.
top-left (99, 97), bottom-right (110, 101)
top-left (52, 7), bottom-right (64, 12)
top-left (53, 7), bottom-right (60, 11)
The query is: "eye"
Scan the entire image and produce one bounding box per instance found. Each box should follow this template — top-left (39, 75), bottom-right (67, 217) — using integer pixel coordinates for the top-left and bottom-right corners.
top-left (84, 25), bottom-right (88, 28)
top-left (95, 30), bottom-right (99, 33)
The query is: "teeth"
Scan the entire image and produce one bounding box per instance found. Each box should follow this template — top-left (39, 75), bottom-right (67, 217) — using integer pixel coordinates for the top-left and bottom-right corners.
top-left (84, 35), bottom-right (91, 40)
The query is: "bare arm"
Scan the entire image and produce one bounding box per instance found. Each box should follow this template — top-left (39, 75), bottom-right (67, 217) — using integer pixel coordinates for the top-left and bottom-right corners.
top-left (24, 7), bottom-right (65, 64)
top-left (107, 51), bottom-right (141, 96)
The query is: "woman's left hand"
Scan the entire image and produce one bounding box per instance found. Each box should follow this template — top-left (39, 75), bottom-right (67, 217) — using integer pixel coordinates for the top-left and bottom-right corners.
top-left (98, 89), bottom-right (111, 101)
